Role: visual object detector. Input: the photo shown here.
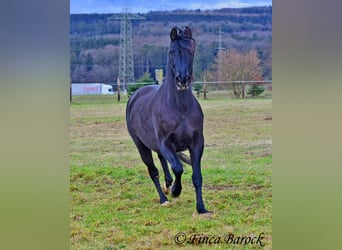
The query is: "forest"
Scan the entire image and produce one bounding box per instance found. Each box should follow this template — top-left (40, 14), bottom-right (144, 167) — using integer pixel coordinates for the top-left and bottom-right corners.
top-left (70, 6), bottom-right (272, 84)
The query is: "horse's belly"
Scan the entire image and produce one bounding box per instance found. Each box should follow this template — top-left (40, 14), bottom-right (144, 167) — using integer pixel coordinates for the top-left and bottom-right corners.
top-left (174, 142), bottom-right (188, 152)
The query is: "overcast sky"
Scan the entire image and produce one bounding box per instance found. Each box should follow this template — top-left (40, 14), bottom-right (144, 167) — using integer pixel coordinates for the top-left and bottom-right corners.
top-left (70, 0), bottom-right (272, 14)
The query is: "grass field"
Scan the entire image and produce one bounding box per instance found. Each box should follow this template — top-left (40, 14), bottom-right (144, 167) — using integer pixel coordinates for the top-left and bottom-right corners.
top-left (70, 92), bottom-right (272, 249)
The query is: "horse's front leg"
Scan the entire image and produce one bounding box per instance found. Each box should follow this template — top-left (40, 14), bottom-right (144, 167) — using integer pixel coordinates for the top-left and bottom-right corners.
top-left (159, 139), bottom-right (183, 197)
top-left (190, 136), bottom-right (209, 214)
top-left (158, 153), bottom-right (173, 195)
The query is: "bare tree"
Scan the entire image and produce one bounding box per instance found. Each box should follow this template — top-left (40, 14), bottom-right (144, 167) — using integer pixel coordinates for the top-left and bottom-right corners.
top-left (211, 49), bottom-right (263, 97)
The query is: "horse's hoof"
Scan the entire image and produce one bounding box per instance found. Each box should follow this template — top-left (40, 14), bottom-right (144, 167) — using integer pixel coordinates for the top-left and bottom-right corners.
top-left (161, 201), bottom-right (171, 207)
top-left (171, 192), bottom-right (179, 198)
top-left (171, 187), bottom-right (181, 198)
top-left (200, 212), bottom-right (214, 218)
top-left (193, 211), bottom-right (214, 218)
top-left (162, 182), bottom-right (170, 195)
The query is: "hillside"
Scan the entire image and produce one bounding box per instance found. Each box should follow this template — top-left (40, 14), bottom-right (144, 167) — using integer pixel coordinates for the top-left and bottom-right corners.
top-left (70, 6), bottom-right (272, 83)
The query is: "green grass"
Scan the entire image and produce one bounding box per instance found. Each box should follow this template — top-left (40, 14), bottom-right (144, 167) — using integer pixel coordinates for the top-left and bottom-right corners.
top-left (70, 93), bottom-right (272, 249)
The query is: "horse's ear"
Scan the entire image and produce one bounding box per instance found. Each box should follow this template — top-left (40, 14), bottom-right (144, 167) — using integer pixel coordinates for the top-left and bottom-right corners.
top-left (170, 27), bottom-right (178, 41)
top-left (184, 26), bottom-right (192, 39)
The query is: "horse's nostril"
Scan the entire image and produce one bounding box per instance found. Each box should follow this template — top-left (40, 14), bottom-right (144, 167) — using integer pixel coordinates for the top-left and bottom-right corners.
top-left (176, 76), bottom-right (190, 85)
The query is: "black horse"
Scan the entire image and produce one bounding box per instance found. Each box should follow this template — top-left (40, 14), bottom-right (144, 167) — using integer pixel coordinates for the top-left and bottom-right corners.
top-left (126, 27), bottom-right (209, 214)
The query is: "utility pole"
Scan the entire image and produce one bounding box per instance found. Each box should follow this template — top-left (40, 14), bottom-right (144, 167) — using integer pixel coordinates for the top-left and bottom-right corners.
top-left (69, 77), bottom-right (72, 103)
top-left (108, 9), bottom-right (145, 92)
top-left (117, 77), bottom-right (120, 102)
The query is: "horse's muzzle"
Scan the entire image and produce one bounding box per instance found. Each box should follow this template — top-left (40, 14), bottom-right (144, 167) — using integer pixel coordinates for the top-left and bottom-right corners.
top-left (176, 75), bottom-right (191, 91)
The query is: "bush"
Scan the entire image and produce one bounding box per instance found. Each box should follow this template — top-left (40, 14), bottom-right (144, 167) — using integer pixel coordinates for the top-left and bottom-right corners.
top-left (247, 84), bottom-right (265, 97)
top-left (127, 83), bottom-right (154, 97)
top-left (136, 72), bottom-right (155, 83)
top-left (193, 83), bottom-right (203, 98)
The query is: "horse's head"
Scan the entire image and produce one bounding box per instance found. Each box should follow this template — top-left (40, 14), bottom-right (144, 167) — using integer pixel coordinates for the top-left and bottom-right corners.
top-left (168, 27), bottom-right (196, 92)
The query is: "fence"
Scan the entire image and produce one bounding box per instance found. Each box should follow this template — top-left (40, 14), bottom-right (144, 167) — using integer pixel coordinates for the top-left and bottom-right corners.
top-left (192, 80), bottom-right (272, 99)
top-left (70, 80), bottom-right (272, 104)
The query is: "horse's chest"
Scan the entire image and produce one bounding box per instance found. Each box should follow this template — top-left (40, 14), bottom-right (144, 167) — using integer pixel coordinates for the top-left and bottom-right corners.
top-left (158, 112), bottom-right (200, 149)
top-left (176, 118), bottom-right (191, 135)
top-left (170, 118), bottom-right (195, 148)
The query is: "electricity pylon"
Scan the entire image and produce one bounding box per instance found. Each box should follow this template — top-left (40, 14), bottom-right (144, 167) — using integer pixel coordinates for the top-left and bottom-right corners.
top-left (108, 9), bottom-right (145, 90)
top-left (216, 26), bottom-right (225, 52)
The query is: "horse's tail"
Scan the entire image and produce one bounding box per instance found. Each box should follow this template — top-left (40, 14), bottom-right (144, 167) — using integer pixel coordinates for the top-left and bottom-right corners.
top-left (177, 152), bottom-right (191, 165)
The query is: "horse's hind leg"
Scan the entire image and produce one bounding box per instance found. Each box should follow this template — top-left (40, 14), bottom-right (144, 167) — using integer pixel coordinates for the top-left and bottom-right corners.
top-left (158, 153), bottom-right (173, 195)
top-left (135, 140), bottom-right (168, 205)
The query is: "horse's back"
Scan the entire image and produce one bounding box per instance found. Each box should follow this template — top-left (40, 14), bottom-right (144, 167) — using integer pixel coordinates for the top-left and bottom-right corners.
top-left (132, 84), bottom-right (159, 97)
top-left (126, 85), bottom-right (158, 115)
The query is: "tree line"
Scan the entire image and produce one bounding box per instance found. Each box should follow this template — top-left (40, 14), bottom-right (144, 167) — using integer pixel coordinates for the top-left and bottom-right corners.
top-left (70, 7), bottom-right (272, 84)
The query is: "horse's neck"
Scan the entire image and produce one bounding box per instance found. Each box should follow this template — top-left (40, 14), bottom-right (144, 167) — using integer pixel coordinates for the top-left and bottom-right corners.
top-left (161, 75), bottom-right (193, 113)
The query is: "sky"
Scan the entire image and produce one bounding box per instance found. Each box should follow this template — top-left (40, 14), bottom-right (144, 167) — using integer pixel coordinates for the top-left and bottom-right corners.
top-left (70, 0), bottom-right (272, 14)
